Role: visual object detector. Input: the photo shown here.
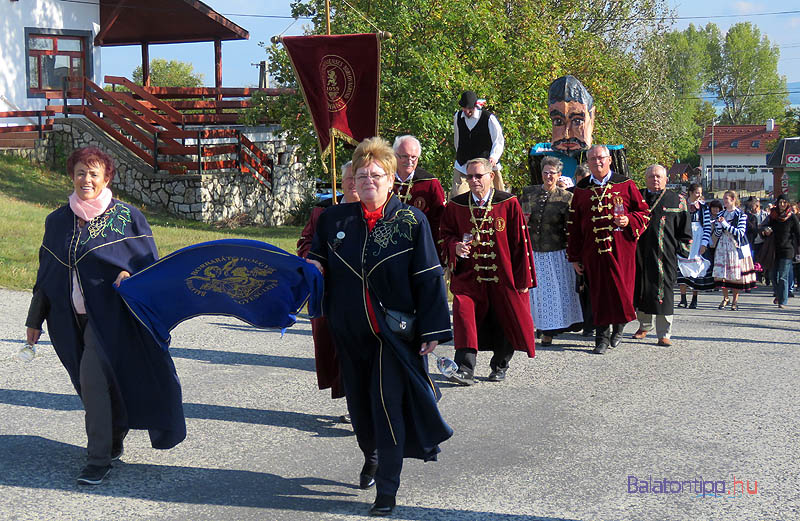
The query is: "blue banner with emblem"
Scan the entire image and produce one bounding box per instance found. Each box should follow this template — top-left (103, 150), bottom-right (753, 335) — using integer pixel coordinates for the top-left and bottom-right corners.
top-left (116, 239), bottom-right (323, 350)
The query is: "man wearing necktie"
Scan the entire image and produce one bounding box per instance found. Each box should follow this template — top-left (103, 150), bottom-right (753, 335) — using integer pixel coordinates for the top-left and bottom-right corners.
top-left (632, 165), bottom-right (692, 346)
top-left (567, 145), bottom-right (650, 354)
top-left (440, 158), bottom-right (536, 384)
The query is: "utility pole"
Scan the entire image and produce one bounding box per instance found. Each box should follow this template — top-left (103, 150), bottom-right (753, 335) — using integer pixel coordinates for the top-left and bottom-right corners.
top-left (710, 120), bottom-right (715, 194)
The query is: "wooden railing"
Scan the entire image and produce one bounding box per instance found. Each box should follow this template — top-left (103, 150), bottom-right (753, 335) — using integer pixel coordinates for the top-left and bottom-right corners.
top-left (0, 110), bottom-right (55, 138)
top-left (39, 75), bottom-right (275, 185)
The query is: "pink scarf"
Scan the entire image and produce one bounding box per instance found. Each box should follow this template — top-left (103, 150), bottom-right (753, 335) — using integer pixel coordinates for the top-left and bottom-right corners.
top-left (68, 188), bottom-right (113, 221)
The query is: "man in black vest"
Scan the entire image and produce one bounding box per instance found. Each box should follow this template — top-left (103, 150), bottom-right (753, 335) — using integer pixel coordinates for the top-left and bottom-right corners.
top-left (450, 90), bottom-right (505, 199)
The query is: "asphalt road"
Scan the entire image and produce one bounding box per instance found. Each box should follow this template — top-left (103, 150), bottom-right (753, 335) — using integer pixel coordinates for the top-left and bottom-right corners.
top-left (1, 286), bottom-right (798, 520)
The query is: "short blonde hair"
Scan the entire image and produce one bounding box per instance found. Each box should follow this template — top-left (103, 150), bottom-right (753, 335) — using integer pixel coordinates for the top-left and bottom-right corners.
top-left (352, 137), bottom-right (396, 177)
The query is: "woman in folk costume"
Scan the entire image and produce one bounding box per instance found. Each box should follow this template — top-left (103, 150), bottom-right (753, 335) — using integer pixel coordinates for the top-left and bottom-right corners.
top-left (676, 183), bottom-right (714, 308)
top-left (24, 147), bottom-right (185, 486)
top-left (307, 137), bottom-right (452, 516)
top-left (518, 156), bottom-right (582, 346)
top-left (712, 190), bottom-right (757, 310)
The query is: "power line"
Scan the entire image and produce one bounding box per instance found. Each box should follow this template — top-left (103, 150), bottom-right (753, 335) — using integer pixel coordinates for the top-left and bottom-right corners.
top-left (678, 90), bottom-right (800, 100)
top-left (51, 1), bottom-right (800, 23)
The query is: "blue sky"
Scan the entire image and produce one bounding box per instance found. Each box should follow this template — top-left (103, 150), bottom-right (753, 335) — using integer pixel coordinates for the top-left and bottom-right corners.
top-left (100, 1), bottom-right (800, 87)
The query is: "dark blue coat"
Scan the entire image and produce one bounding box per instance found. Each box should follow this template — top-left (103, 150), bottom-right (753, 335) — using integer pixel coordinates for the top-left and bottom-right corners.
top-left (31, 200), bottom-right (186, 449)
top-left (309, 194), bottom-right (453, 460)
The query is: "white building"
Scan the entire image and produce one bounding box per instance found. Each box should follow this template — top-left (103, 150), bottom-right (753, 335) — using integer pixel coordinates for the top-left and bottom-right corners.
top-left (698, 122), bottom-right (780, 194)
top-left (0, 0), bottom-right (102, 115)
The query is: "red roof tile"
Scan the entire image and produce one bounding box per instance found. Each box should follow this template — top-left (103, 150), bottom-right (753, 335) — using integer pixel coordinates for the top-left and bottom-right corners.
top-left (698, 124), bottom-right (779, 155)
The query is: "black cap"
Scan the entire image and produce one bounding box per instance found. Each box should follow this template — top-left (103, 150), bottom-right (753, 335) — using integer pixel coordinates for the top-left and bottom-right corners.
top-left (776, 193), bottom-right (789, 202)
top-left (459, 90), bottom-right (478, 108)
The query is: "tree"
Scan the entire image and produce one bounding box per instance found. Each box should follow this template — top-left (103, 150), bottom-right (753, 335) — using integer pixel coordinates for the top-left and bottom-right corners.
top-left (250, 0), bottom-right (675, 188)
top-left (132, 58), bottom-right (204, 87)
top-left (706, 22), bottom-right (787, 125)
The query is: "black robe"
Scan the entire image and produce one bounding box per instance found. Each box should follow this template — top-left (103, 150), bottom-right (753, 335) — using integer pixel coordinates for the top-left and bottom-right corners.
top-left (308, 194), bottom-right (453, 460)
top-left (30, 200), bottom-right (186, 449)
top-left (633, 190), bottom-right (692, 315)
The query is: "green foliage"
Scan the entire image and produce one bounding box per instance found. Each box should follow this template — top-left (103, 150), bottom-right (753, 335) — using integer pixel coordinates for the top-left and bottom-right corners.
top-left (132, 58), bottom-right (204, 87)
top-left (250, 0), bottom-right (675, 189)
top-left (663, 22), bottom-right (788, 165)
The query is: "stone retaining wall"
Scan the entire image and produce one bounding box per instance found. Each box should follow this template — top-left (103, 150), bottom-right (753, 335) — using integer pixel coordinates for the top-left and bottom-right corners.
top-left (2, 117), bottom-right (312, 226)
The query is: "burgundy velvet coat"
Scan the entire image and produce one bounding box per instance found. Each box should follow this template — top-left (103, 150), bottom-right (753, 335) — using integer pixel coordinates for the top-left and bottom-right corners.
top-left (392, 167), bottom-right (446, 247)
top-left (440, 190), bottom-right (536, 356)
top-left (566, 174), bottom-right (650, 326)
top-left (296, 202), bottom-right (343, 399)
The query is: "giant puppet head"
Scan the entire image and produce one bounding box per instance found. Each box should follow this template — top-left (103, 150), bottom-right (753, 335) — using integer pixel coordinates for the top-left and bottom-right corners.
top-left (547, 75), bottom-right (595, 156)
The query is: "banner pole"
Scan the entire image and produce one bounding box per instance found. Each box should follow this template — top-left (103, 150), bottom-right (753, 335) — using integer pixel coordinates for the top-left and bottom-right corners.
top-left (325, 0), bottom-right (338, 204)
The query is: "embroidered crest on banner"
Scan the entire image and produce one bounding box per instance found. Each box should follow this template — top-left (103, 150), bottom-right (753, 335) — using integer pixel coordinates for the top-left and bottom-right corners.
top-left (81, 203), bottom-right (131, 245)
top-left (186, 257), bottom-right (278, 304)
top-left (495, 216), bottom-right (506, 232)
top-left (320, 55), bottom-right (356, 112)
top-left (372, 209), bottom-right (418, 254)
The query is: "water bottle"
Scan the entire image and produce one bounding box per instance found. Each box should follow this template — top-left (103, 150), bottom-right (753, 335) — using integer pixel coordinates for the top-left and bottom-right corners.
top-left (18, 342), bottom-right (36, 362)
top-left (435, 354), bottom-right (459, 378)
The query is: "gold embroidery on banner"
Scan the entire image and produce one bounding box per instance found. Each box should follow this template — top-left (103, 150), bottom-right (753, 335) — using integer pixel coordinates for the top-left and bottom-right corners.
top-left (495, 217), bottom-right (506, 232)
top-left (186, 257), bottom-right (278, 304)
top-left (320, 55), bottom-right (355, 112)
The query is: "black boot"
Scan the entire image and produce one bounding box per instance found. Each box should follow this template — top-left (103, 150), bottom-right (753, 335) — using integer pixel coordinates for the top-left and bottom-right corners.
top-left (688, 294), bottom-right (698, 309)
top-left (677, 294), bottom-right (688, 308)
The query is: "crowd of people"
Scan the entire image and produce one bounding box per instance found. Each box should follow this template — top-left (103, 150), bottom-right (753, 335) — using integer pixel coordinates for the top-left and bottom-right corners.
top-left (21, 85), bottom-right (799, 518)
top-left (296, 90), bottom-right (799, 516)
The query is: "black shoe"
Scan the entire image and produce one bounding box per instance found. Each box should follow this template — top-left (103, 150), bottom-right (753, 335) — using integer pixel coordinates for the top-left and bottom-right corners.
top-left (338, 414), bottom-right (351, 424)
top-left (593, 343), bottom-right (608, 355)
top-left (581, 328), bottom-right (594, 337)
top-left (448, 370), bottom-right (474, 386)
top-left (487, 369), bottom-right (506, 382)
top-left (610, 331), bottom-right (623, 348)
top-left (369, 494), bottom-right (396, 516)
top-left (688, 296), bottom-right (697, 309)
top-left (677, 296), bottom-right (688, 308)
top-left (76, 464), bottom-right (112, 485)
top-left (359, 462), bottom-right (377, 490)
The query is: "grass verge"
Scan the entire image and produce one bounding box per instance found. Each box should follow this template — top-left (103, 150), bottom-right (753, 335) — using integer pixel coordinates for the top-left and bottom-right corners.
top-left (0, 154), bottom-right (301, 290)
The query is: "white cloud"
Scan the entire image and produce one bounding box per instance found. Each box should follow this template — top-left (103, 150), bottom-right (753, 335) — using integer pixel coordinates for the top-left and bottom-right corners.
top-left (789, 17), bottom-right (800, 29)
top-left (733, 1), bottom-right (762, 14)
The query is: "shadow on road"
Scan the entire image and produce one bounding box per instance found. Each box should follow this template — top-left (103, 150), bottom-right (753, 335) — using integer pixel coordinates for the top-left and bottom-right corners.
top-left (0, 435), bottom-right (577, 520)
top-left (170, 347), bottom-right (316, 371)
top-left (208, 322), bottom-right (313, 337)
top-left (0, 389), bottom-right (353, 437)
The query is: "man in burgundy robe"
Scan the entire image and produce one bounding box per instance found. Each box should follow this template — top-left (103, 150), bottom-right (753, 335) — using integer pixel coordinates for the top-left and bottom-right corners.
top-left (392, 135), bottom-right (446, 247)
top-left (567, 145), bottom-right (649, 354)
top-left (440, 158), bottom-right (536, 384)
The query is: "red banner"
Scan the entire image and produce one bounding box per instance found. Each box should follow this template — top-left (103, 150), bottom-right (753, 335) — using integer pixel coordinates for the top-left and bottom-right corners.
top-left (282, 34), bottom-right (381, 166)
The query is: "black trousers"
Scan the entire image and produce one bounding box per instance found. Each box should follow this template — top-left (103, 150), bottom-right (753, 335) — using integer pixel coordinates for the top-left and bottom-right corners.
top-left (595, 323), bottom-right (625, 346)
top-left (337, 332), bottom-right (407, 497)
top-left (454, 308), bottom-right (514, 375)
top-left (76, 315), bottom-right (127, 466)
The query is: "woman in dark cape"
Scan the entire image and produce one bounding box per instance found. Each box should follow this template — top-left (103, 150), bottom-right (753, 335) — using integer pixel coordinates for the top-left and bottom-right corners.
top-left (25, 147), bottom-right (185, 485)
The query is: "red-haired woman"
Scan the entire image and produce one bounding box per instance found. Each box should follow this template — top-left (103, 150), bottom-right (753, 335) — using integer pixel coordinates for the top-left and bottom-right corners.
top-left (24, 147), bottom-right (186, 485)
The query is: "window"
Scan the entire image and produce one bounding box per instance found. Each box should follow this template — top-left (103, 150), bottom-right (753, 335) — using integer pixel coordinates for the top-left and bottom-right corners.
top-left (27, 34), bottom-right (84, 93)
top-left (730, 140), bottom-right (738, 148)
top-left (751, 140), bottom-right (760, 148)
top-left (24, 28), bottom-right (92, 98)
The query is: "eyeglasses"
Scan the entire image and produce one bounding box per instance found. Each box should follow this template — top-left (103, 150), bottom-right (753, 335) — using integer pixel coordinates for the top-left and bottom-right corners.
top-left (542, 171), bottom-right (561, 176)
top-left (462, 173), bottom-right (488, 180)
top-left (588, 155), bottom-right (610, 162)
top-left (356, 173), bottom-right (387, 183)
top-left (396, 154), bottom-right (418, 162)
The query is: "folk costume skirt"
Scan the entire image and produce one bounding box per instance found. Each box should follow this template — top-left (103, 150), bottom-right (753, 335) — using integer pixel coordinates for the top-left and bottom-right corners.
top-left (677, 222), bottom-right (715, 290)
top-left (713, 232), bottom-right (757, 290)
top-left (529, 250), bottom-right (583, 331)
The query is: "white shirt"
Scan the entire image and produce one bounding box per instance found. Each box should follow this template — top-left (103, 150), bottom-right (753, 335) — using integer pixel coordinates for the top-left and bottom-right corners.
top-left (590, 171), bottom-right (613, 186)
top-left (395, 170), bottom-right (415, 182)
top-left (471, 189), bottom-right (493, 206)
top-left (453, 108), bottom-right (504, 173)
